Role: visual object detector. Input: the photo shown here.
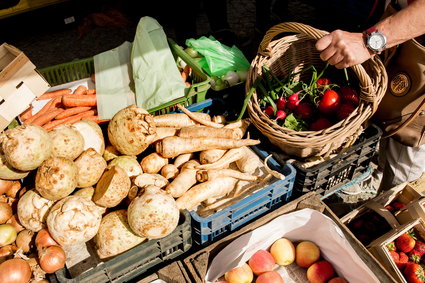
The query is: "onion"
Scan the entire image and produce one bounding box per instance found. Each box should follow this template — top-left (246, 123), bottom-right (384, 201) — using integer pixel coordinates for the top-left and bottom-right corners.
top-left (6, 214), bottom-right (24, 233)
top-left (5, 181), bottom-right (21, 198)
top-left (35, 229), bottom-right (58, 251)
top-left (16, 229), bottom-right (34, 253)
top-left (0, 180), bottom-right (14, 195)
top-left (223, 70), bottom-right (240, 86)
top-left (38, 245), bottom-right (66, 274)
top-left (0, 224), bottom-right (17, 247)
top-left (0, 202), bottom-right (12, 224)
top-left (0, 244), bottom-right (16, 258)
top-left (0, 258), bottom-right (31, 283)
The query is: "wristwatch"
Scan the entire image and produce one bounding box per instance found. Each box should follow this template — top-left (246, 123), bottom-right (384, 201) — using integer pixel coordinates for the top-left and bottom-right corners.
top-left (363, 27), bottom-right (387, 54)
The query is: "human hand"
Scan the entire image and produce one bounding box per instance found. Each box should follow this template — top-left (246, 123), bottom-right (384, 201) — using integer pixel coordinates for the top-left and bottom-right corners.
top-left (315, 30), bottom-right (373, 69)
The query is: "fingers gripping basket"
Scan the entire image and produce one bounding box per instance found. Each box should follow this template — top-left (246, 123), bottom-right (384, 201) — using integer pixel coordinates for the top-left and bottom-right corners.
top-left (247, 22), bottom-right (388, 158)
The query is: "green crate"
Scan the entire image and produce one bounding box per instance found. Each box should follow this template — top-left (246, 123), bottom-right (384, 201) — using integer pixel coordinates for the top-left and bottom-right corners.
top-left (52, 210), bottom-right (192, 283)
top-left (38, 40), bottom-right (211, 116)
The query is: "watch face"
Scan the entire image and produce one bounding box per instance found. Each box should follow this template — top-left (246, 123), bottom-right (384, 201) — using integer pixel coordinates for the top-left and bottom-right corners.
top-left (368, 33), bottom-right (386, 50)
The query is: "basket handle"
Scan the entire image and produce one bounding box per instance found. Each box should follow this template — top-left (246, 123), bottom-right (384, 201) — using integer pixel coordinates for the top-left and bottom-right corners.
top-left (258, 22), bottom-right (379, 108)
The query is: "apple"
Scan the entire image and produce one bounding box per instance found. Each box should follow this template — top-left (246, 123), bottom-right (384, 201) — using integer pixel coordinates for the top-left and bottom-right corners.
top-left (328, 277), bottom-right (348, 283)
top-left (256, 271), bottom-right (284, 283)
top-left (248, 250), bottom-right (276, 275)
top-left (270, 237), bottom-right (296, 265)
top-left (306, 260), bottom-right (336, 283)
top-left (295, 240), bottom-right (321, 268)
top-left (224, 263), bottom-right (253, 283)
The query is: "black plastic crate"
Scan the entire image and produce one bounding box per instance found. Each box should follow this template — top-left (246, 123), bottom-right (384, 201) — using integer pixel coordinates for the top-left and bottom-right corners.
top-left (291, 124), bottom-right (382, 196)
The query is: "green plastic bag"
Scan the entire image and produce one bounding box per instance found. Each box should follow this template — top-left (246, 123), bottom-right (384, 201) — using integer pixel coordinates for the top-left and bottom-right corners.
top-left (186, 36), bottom-right (250, 77)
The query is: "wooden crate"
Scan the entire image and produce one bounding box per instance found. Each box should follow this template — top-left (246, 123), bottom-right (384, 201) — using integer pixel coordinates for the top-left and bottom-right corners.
top-left (0, 43), bottom-right (50, 131)
top-left (368, 218), bottom-right (425, 283)
top-left (182, 192), bottom-right (397, 283)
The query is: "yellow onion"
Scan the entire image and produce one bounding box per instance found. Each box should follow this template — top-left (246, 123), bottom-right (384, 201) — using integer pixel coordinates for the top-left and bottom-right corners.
top-left (0, 180), bottom-right (14, 195)
top-left (35, 229), bottom-right (58, 251)
top-left (0, 224), bottom-right (17, 247)
top-left (15, 229), bottom-right (34, 253)
top-left (0, 258), bottom-right (31, 283)
top-left (38, 245), bottom-right (66, 273)
top-left (0, 202), bottom-right (12, 224)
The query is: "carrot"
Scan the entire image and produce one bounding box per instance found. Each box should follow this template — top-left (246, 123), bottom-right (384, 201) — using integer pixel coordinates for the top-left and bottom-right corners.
top-left (176, 177), bottom-right (238, 210)
top-left (155, 136), bottom-right (261, 158)
top-left (30, 108), bottom-right (65, 126)
top-left (54, 106), bottom-right (93, 120)
top-left (73, 85), bottom-right (87, 95)
top-left (42, 110), bottom-right (96, 131)
top-left (86, 89), bottom-right (96, 95)
top-left (24, 98), bottom-right (58, 124)
top-left (83, 116), bottom-right (110, 124)
top-left (181, 65), bottom-right (191, 82)
top-left (36, 88), bottom-right (71, 101)
top-left (19, 105), bottom-right (33, 121)
top-left (62, 94), bottom-right (97, 108)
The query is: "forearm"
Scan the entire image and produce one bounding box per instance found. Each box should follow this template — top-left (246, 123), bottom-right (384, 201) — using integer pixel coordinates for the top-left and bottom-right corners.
top-left (375, 0), bottom-right (425, 48)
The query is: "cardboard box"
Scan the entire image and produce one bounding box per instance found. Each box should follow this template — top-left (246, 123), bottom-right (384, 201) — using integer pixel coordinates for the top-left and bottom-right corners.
top-left (183, 192), bottom-right (397, 283)
top-left (368, 218), bottom-right (425, 283)
top-left (0, 43), bottom-right (50, 131)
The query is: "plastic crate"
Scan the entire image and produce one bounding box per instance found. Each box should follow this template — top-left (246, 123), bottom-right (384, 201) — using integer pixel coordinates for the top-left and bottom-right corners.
top-left (38, 39), bottom-right (211, 116)
top-left (52, 210), bottom-right (192, 283)
top-left (183, 99), bottom-right (296, 246)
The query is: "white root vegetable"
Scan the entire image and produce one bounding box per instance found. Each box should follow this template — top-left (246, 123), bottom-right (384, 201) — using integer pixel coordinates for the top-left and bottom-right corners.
top-left (199, 149), bottom-right (226, 164)
top-left (140, 153), bottom-right (168, 174)
top-left (35, 157), bottom-right (78, 201)
top-left (151, 127), bottom-right (179, 143)
top-left (107, 155), bottom-right (142, 178)
top-left (103, 144), bottom-right (120, 162)
top-left (49, 124), bottom-right (84, 160)
top-left (165, 160), bottom-right (200, 198)
top-left (133, 173), bottom-right (169, 189)
top-left (176, 177), bottom-right (238, 210)
top-left (17, 190), bottom-right (55, 232)
top-left (196, 169), bottom-right (258, 182)
top-left (94, 209), bottom-right (145, 259)
top-left (173, 153), bottom-right (195, 168)
top-left (161, 164), bottom-right (179, 179)
top-left (0, 150), bottom-right (29, 180)
top-left (176, 104), bottom-right (224, 128)
top-left (108, 105), bottom-right (157, 155)
top-left (153, 113), bottom-right (211, 128)
top-left (0, 124), bottom-right (51, 171)
top-left (235, 146), bottom-right (261, 174)
top-left (73, 187), bottom-right (95, 199)
top-left (73, 120), bottom-right (105, 155)
top-left (74, 148), bottom-right (107, 188)
top-left (156, 136), bottom-right (260, 158)
top-left (46, 195), bottom-right (103, 246)
top-left (128, 186), bottom-right (179, 239)
top-left (212, 115), bottom-right (226, 124)
top-left (195, 147), bottom-right (245, 170)
top-left (178, 126), bottom-right (243, 139)
top-left (93, 165), bottom-right (131, 207)
top-left (223, 118), bottom-right (251, 139)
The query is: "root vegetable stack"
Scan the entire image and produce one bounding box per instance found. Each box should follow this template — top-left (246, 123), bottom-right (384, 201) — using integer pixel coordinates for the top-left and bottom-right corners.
top-left (0, 100), bottom-right (279, 282)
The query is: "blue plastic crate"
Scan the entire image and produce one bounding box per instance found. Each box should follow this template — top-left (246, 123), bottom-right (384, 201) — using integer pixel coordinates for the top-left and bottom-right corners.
top-left (184, 99), bottom-right (296, 246)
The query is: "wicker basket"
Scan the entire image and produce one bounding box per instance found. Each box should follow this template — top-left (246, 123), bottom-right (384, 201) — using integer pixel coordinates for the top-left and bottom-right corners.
top-left (247, 22), bottom-right (388, 158)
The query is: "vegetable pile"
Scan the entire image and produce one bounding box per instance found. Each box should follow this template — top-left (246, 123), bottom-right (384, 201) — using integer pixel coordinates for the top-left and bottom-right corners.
top-left (241, 64), bottom-right (361, 131)
top-left (0, 99), bottom-right (278, 281)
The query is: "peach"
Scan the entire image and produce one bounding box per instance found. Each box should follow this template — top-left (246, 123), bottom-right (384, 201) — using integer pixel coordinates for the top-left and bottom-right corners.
top-left (270, 237), bottom-right (296, 266)
top-left (328, 277), bottom-right (348, 283)
top-left (256, 271), bottom-right (284, 283)
top-left (306, 260), bottom-right (336, 283)
top-left (295, 240), bottom-right (320, 268)
top-left (224, 263), bottom-right (253, 283)
top-left (248, 250), bottom-right (276, 275)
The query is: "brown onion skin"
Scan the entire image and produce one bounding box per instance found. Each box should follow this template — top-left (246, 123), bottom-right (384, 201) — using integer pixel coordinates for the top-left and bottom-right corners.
top-left (38, 245), bottom-right (66, 274)
top-left (16, 229), bottom-right (34, 253)
top-left (0, 202), bottom-right (12, 224)
top-left (35, 229), bottom-right (58, 251)
top-left (0, 258), bottom-right (32, 283)
top-left (6, 214), bottom-right (25, 233)
top-left (0, 180), bottom-right (14, 195)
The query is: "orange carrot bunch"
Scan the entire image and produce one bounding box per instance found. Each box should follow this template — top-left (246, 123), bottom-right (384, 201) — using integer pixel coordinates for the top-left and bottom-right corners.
top-left (19, 85), bottom-right (110, 131)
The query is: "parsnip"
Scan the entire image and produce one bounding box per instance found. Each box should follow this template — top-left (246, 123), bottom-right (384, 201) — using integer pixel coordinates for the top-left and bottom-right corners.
top-left (178, 126), bottom-right (242, 139)
top-left (161, 164), bottom-right (179, 179)
top-left (195, 147), bottom-right (245, 170)
top-left (140, 152), bottom-right (168, 174)
top-left (235, 146), bottom-right (261, 174)
top-left (173, 153), bottom-right (195, 168)
top-left (156, 136), bottom-right (260, 158)
top-left (176, 177), bottom-right (238, 210)
top-left (176, 104), bottom-right (224, 128)
top-left (133, 173), bottom-right (169, 189)
top-left (199, 149), bottom-right (226, 164)
top-left (196, 169), bottom-right (258, 182)
top-left (151, 127), bottom-right (179, 143)
top-left (153, 113), bottom-right (211, 128)
top-left (165, 160), bottom-right (199, 198)
top-left (223, 118), bottom-right (251, 139)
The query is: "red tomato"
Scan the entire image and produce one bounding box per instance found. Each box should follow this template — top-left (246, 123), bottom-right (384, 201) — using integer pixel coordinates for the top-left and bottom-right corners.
top-left (318, 90), bottom-right (340, 115)
top-left (336, 104), bottom-right (355, 120)
top-left (340, 86), bottom-right (359, 106)
top-left (316, 78), bottom-right (330, 86)
top-left (309, 117), bottom-right (332, 131)
top-left (295, 102), bottom-right (314, 120)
